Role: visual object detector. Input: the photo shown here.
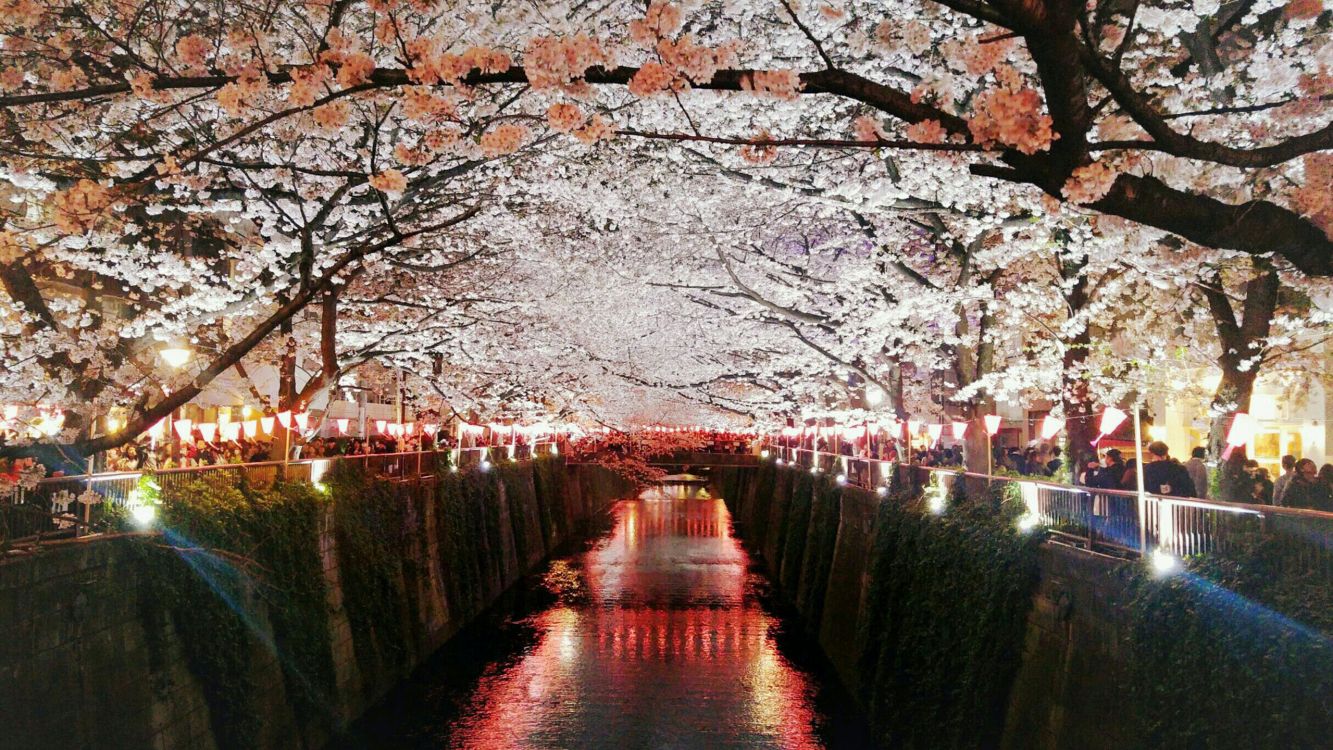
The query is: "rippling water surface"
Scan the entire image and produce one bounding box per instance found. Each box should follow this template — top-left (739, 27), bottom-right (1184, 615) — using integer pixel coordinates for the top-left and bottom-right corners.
top-left (343, 483), bottom-right (874, 749)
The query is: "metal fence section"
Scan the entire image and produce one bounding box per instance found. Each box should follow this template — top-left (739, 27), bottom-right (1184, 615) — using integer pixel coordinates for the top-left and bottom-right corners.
top-left (2, 442), bottom-right (558, 549)
top-left (771, 444), bottom-right (1333, 564)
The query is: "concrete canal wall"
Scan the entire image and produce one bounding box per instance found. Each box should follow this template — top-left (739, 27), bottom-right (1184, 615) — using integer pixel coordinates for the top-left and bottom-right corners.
top-left (717, 463), bottom-right (1333, 750)
top-left (0, 458), bottom-right (633, 750)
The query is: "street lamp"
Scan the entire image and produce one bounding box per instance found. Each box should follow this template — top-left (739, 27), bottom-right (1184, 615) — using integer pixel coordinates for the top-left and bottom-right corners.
top-left (159, 345), bottom-right (191, 369)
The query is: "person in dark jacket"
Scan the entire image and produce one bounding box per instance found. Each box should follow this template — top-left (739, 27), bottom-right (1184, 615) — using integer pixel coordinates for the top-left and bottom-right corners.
top-left (1141, 441), bottom-right (1195, 497)
top-left (1284, 459), bottom-right (1333, 511)
top-left (1089, 448), bottom-right (1125, 490)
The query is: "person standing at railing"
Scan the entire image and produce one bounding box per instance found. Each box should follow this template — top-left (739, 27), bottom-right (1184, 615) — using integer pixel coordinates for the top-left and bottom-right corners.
top-left (1284, 459), bottom-right (1332, 511)
top-left (1186, 447), bottom-right (1210, 500)
top-left (1141, 441), bottom-right (1195, 498)
top-left (1272, 455), bottom-right (1298, 506)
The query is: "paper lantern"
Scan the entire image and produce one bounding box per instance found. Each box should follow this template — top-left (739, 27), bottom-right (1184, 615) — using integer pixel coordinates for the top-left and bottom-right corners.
top-left (375, 419), bottom-right (388, 434)
top-left (260, 416), bottom-right (275, 434)
top-left (243, 420), bottom-right (259, 438)
top-left (842, 426), bottom-right (863, 442)
top-left (1039, 415), bottom-right (1065, 441)
top-left (926, 424), bottom-right (944, 445)
top-left (422, 423), bottom-right (439, 436)
top-left (1225, 412), bottom-right (1257, 447)
top-left (172, 418), bottom-right (193, 441)
top-left (197, 422), bottom-right (217, 442)
top-left (220, 422), bottom-right (241, 442)
top-left (335, 418), bottom-right (349, 434)
top-left (294, 412), bottom-right (309, 431)
top-left (907, 420), bottom-right (921, 436)
top-left (404, 422), bottom-right (415, 435)
top-left (276, 411), bottom-right (293, 429)
top-left (147, 419), bottom-right (167, 440)
top-left (951, 421), bottom-right (969, 439)
top-left (1098, 407), bottom-right (1128, 437)
top-left (983, 415), bottom-right (1002, 436)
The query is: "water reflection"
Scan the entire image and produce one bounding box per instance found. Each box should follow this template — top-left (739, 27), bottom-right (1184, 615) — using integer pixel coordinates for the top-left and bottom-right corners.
top-left (346, 483), bottom-right (872, 749)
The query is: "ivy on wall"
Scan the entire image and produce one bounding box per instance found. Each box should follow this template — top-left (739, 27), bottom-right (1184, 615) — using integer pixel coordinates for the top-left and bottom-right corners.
top-left (132, 475), bottom-right (336, 748)
top-left (326, 461), bottom-right (416, 687)
top-left (1123, 525), bottom-right (1333, 749)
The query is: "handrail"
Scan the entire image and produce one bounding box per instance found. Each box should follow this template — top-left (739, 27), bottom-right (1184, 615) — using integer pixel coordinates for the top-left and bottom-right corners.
top-left (773, 445), bottom-right (1333, 522)
top-left (767, 443), bottom-right (1333, 563)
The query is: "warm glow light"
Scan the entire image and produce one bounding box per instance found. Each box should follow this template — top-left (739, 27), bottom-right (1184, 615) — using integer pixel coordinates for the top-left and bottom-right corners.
top-left (1251, 394), bottom-right (1278, 421)
top-left (294, 412), bottom-right (309, 431)
top-left (276, 410), bottom-right (293, 429)
top-left (951, 421), bottom-right (968, 439)
top-left (197, 422), bottom-right (217, 442)
top-left (242, 420), bottom-right (258, 438)
top-left (335, 418), bottom-right (349, 434)
top-left (3, 405), bottom-right (17, 420)
top-left (159, 346), bottom-right (191, 369)
top-left (130, 503), bottom-right (156, 527)
top-left (1147, 425), bottom-right (1167, 442)
top-left (835, 473), bottom-right (847, 485)
top-left (865, 386), bottom-right (885, 406)
top-left (926, 423), bottom-right (944, 445)
top-left (310, 459), bottom-right (330, 484)
top-left (220, 422), bottom-right (241, 442)
top-left (260, 416), bottom-right (275, 434)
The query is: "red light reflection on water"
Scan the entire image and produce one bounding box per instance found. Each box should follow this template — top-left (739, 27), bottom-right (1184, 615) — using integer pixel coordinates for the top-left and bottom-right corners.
top-left (444, 486), bottom-right (825, 749)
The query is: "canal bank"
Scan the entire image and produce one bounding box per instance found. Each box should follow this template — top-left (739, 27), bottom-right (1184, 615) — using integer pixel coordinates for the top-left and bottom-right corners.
top-left (716, 462), bottom-right (1333, 750)
top-left (0, 457), bottom-right (634, 749)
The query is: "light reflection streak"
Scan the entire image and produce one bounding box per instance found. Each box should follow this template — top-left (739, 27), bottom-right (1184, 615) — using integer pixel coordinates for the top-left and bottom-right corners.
top-left (442, 488), bottom-right (827, 748)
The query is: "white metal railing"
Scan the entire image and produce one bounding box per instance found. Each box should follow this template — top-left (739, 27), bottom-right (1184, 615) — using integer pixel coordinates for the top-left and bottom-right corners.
top-left (766, 444), bottom-right (1333, 562)
top-left (3, 443), bottom-right (559, 546)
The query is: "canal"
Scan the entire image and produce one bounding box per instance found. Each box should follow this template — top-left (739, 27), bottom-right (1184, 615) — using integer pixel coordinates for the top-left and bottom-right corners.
top-left (340, 482), bottom-right (875, 748)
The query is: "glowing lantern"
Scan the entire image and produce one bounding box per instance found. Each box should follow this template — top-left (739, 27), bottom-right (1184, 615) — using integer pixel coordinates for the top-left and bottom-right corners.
top-left (926, 424), bottom-right (944, 445)
top-left (422, 423), bottom-right (439, 436)
top-left (2, 405), bottom-right (17, 420)
top-left (375, 419), bottom-right (388, 434)
top-left (1039, 415), bottom-right (1065, 441)
top-left (172, 418), bottom-right (193, 441)
top-left (276, 411), bottom-right (293, 429)
top-left (147, 419), bottom-right (166, 441)
top-left (197, 422), bottom-right (217, 442)
top-left (294, 412), bottom-right (309, 431)
top-left (1225, 412), bottom-right (1258, 447)
top-left (243, 420), bottom-right (259, 438)
top-left (220, 422), bottom-right (241, 442)
top-left (260, 416), bottom-right (275, 434)
top-left (907, 420), bottom-right (921, 436)
top-left (951, 421), bottom-right (969, 439)
top-left (335, 418), bottom-right (349, 434)
top-left (1098, 407), bottom-right (1128, 438)
top-left (984, 415), bottom-right (1002, 436)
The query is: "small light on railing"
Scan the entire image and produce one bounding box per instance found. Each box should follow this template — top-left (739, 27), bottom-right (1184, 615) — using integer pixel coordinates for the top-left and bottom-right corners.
top-left (1017, 513), bottom-right (1040, 532)
top-left (480, 460), bottom-right (492, 472)
top-left (876, 485), bottom-right (888, 497)
top-left (310, 459), bottom-right (330, 485)
top-left (835, 473), bottom-right (847, 485)
top-left (810, 465), bottom-right (820, 475)
top-left (312, 482), bottom-right (329, 495)
top-left (775, 458), bottom-right (784, 466)
top-left (131, 504), bottom-right (157, 527)
top-left (928, 483), bottom-right (947, 515)
top-left (1150, 549), bottom-right (1179, 576)
top-left (760, 449), bottom-right (769, 459)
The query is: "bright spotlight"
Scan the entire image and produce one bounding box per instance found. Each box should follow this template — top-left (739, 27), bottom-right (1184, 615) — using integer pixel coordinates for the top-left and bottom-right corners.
top-left (480, 460), bottom-right (492, 472)
top-left (1017, 513), bottom-right (1040, 532)
top-left (927, 487), bottom-right (947, 515)
top-left (1151, 549), bottom-right (1179, 576)
top-left (876, 485), bottom-right (888, 497)
top-left (835, 473), bottom-right (847, 485)
top-left (760, 449), bottom-right (770, 459)
top-left (775, 458), bottom-right (784, 466)
top-left (810, 465), bottom-right (820, 475)
top-left (131, 504), bottom-right (156, 527)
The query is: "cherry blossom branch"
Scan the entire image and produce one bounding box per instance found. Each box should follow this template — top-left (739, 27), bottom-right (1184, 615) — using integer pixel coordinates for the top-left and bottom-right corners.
top-left (617, 129), bottom-right (987, 152)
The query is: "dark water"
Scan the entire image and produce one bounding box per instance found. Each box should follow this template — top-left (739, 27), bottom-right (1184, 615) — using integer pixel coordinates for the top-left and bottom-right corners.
top-left (341, 484), bottom-right (875, 749)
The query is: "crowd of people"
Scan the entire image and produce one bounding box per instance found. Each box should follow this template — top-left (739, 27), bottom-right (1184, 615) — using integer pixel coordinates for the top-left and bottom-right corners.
top-left (101, 428), bottom-right (468, 472)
